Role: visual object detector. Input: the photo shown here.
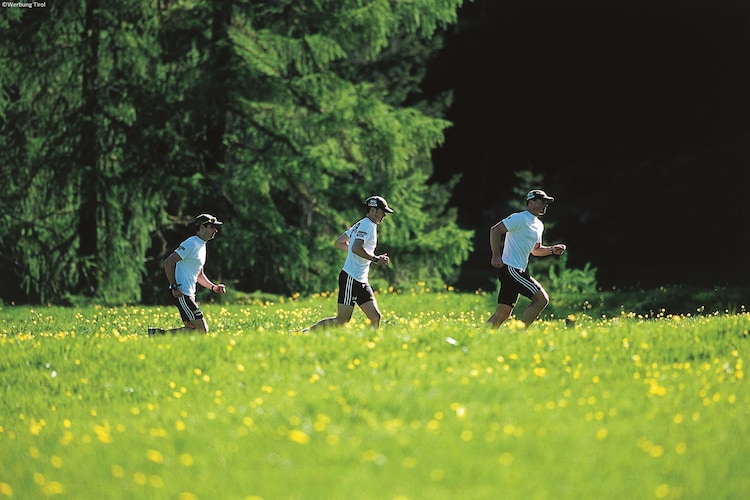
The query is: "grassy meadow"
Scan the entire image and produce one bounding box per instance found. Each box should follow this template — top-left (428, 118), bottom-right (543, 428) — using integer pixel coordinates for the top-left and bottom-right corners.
top-left (1, 286), bottom-right (748, 499)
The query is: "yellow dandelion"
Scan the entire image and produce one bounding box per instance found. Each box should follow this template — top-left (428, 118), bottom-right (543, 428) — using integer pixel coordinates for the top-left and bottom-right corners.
top-left (94, 424), bottom-right (112, 444)
top-left (288, 429), bottom-right (310, 445)
top-left (0, 482), bottom-right (13, 496)
top-left (42, 481), bottom-right (64, 496)
top-left (29, 418), bottom-right (45, 436)
top-left (498, 452), bottom-right (514, 465)
top-left (146, 449), bottom-right (164, 464)
top-left (654, 484), bottom-right (670, 498)
top-left (429, 469), bottom-right (445, 482)
top-left (650, 445), bottom-right (664, 458)
top-left (648, 383), bottom-right (666, 396)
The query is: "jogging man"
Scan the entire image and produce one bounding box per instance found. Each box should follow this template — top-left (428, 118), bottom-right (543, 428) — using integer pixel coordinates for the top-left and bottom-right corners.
top-left (487, 190), bottom-right (566, 328)
top-left (305, 196), bottom-right (394, 331)
top-left (149, 213), bottom-right (227, 335)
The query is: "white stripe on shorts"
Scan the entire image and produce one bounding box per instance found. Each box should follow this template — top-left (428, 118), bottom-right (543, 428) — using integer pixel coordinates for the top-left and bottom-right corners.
top-left (343, 273), bottom-right (354, 305)
top-left (178, 295), bottom-right (197, 322)
top-left (507, 266), bottom-right (540, 295)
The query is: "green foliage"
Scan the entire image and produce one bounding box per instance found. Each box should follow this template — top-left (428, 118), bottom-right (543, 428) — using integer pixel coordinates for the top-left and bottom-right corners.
top-left (190, 0), bottom-right (470, 295)
top-left (544, 252), bottom-right (599, 316)
top-left (509, 169), bottom-right (545, 212)
top-left (595, 285), bottom-right (749, 318)
top-left (0, 3), bottom-right (85, 302)
top-left (0, 0), bottom-right (470, 303)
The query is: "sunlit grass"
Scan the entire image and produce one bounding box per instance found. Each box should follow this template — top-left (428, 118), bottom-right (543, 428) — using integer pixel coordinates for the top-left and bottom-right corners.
top-left (0, 287), bottom-right (748, 499)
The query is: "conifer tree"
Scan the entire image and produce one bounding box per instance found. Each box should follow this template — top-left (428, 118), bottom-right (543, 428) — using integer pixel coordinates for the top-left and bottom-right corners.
top-left (215, 0), bottom-right (473, 293)
top-left (0, 0), bottom-right (473, 302)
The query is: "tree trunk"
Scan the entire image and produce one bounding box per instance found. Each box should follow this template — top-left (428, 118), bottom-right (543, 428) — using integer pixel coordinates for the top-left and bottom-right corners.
top-left (77, 0), bottom-right (100, 296)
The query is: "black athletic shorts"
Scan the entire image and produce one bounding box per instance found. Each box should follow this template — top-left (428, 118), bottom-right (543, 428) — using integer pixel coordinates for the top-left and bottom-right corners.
top-left (497, 265), bottom-right (542, 307)
top-left (173, 294), bottom-right (204, 324)
top-left (337, 270), bottom-right (375, 306)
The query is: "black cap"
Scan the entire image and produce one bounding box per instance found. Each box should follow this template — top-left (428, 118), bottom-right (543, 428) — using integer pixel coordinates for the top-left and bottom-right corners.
top-left (365, 195), bottom-right (394, 213)
top-left (526, 190), bottom-right (555, 203)
top-left (193, 213), bottom-right (223, 226)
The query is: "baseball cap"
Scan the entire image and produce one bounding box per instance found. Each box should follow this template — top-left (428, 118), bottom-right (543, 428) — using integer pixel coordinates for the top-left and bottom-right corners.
top-left (365, 195), bottom-right (394, 213)
top-left (526, 190), bottom-right (555, 203)
top-left (193, 213), bottom-right (223, 226)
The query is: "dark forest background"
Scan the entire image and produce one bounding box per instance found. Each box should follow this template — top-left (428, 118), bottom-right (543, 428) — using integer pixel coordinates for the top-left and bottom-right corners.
top-left (1, 0), bottom-right (748, 305)
top-left (425, 0), bottom-right (750, 291)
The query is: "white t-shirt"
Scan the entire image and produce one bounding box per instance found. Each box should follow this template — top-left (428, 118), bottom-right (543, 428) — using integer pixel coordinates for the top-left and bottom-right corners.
top-left (174, 235), bottom-right (207, 297)
top-left (501, 210), bottom-right (543, 271)
top-left (342, 217), bottom-right (377, 282)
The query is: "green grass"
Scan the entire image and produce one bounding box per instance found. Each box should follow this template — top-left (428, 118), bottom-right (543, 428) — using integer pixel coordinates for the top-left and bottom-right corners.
top-left (1, 288), bottom-right (748, 499)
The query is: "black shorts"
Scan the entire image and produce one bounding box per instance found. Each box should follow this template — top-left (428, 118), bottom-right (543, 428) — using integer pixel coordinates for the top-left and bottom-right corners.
top-left (337, 270), bottom-right (375, 306)
top-left (173, 294), bottom-right (204, 324)
top-left (497, 265), bottom-right (542, 307)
